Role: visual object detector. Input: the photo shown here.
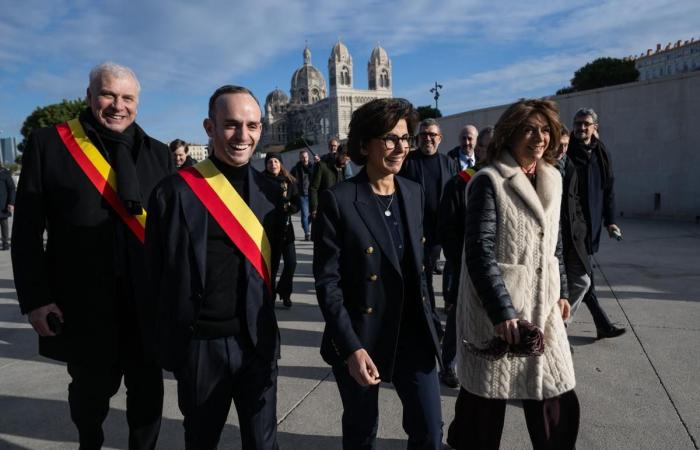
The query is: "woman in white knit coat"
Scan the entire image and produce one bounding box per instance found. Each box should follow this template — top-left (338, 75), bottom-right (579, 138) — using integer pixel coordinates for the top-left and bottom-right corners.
top-left (447, 99), bottom-right (579, 450)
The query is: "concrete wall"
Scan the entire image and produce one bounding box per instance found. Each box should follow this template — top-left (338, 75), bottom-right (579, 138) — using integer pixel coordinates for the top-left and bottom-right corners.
top-left (436, 71), bottom-right (700, 220)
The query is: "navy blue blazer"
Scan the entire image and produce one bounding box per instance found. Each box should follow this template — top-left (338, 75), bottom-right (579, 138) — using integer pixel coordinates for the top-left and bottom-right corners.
top-left (146, 163), bottom-right (286, 371)
top-left (313, 169), bottom-right (442, 381)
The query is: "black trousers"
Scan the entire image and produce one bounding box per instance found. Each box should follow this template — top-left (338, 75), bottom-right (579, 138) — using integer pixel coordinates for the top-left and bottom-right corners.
top-left (0, 217), bottom-right (9, 248)
top-left (423, 244), bottom-right (441, 310)
top-left (175, 334), bottom-right (278, 450)
top-left (581, 261), bottom-right (615, 332)
top-left (447, 388), bottom-right (580, 450)
top-left (332, 337), bottom-right (443, 450)
top-left (275, 240), bottom-right (297, 301)
top-left (66, 361), bottom-right (163, 450)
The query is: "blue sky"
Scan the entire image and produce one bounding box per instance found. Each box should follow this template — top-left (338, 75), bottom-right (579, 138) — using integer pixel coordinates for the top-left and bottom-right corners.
top-left (1, 0), bottom-right (698, 145)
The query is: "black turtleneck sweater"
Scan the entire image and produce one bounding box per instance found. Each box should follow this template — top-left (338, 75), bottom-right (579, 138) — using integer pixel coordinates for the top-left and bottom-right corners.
top-left (194, 156), bottom-right (250, 338)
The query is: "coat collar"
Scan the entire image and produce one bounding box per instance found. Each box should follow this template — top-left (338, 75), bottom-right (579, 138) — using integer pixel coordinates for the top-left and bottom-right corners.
top-left (352, 169), bottom-right (422, 275)
top-left (492, 152), bottom-right (559, 226)
top-left (181, 163), bottom-right (275, 289)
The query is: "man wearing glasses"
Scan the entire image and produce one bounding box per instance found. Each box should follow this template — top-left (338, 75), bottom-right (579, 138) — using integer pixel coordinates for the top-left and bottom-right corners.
top-left (399, 118), bottom-right (457, 320)
top-left (566, 107), bottom-right (626, 339)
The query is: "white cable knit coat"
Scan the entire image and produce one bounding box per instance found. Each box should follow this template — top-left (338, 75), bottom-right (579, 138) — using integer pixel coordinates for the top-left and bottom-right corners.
top-left (456, 153), bottom-right (576, 400)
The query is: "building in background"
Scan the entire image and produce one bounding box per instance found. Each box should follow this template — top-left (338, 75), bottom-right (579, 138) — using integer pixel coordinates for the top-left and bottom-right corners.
top-left (0, 137), bottom-right (17, 165)
top-left (262, 41), bottom-right (393, 149)
top-left (186, 144), bottom-right (208, 162)
top-left (626, 37), bottom-right (700, 81)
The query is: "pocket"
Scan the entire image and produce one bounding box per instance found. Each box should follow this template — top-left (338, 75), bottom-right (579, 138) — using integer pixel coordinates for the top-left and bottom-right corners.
top-left (496, 262), bottom-right (529, 313)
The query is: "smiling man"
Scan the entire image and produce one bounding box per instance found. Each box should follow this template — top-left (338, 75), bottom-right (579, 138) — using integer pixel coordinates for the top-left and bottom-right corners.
top-left (12, 62), bottom-right (173, 449)
top-left (146, 85), bottom-right (288, 449)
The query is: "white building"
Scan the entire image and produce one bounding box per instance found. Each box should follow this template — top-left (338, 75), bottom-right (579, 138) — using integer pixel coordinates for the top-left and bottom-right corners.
top-left (262, 41), bottom-right (393, 149)
top-left (627, 37), bottom-right (700, 81)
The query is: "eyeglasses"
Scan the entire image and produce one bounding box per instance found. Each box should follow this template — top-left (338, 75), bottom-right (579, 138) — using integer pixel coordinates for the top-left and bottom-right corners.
top-left (418, 131), bottom-right (441, 139)
top-left (573, 120), bottom-right (596, 128)
top-left (376, 134), bottom-right (414, 150)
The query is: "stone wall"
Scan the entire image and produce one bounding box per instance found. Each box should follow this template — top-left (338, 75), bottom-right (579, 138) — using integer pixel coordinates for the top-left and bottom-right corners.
top-left (436, 71), bottom-right (700, 220)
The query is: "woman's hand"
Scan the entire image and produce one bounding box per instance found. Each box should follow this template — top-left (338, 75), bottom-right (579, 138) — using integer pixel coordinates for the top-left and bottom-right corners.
top-left (558, 298), bottom-right (571, 321)
top-left (346, 349), bottom-right (381, 386)
top-left (494, 319), bottom-right (520, 345)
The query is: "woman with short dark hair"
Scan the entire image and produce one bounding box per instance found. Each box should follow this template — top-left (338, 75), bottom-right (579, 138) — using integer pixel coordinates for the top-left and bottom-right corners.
top-left (448, 99), bottom-right (579, 450)
top-left (314, 98), bottom-right (443, 450)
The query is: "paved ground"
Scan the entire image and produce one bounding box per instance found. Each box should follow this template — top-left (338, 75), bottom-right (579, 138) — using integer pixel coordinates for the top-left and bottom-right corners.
top-left (0, 217), bottom-right (698, 449)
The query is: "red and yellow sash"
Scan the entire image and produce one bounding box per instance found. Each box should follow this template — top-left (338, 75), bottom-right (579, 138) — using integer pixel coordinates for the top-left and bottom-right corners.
top-left (179, 159), bottom-right (273, 293)
top-left (457, 167), bottom-right (477, 183)
top-left (56, 119), bottom-right (147, 243)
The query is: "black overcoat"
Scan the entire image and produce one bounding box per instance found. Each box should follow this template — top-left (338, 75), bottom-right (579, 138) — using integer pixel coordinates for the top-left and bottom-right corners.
top-left (145, 164), bottom-right (287, 371)
top-left (313, 170), bottom-right (442, 381)
top-left (0, 167), bottom-right (16, 218)
top-left (11, 118), bottom-right (173, 363)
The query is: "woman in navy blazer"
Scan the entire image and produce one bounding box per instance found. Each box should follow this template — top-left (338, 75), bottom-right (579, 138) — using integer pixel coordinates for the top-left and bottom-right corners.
top-left (313, 98), bottom-right (443, 450)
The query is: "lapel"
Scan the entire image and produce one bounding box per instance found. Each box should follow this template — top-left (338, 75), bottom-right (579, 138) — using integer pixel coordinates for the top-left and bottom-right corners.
top-left (395, 176), bottom-right (423, 275)
top-left (353, 170), bottom-right (402, 275)
top-left (245, 167), bottom-right (276, 287)
top-left (438, 153), bottom-right (449, 193)
top-left (180, 179), bottom-right (208, 289)
top-left (495, 152), bottom-right (546, 226)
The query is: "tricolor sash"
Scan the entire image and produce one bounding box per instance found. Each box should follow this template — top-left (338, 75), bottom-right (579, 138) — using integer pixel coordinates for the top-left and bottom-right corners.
top-left (458, 167), bottom-right (477, 183)
top-left (179, 159), bottom-right (273, 293)
top-left (56, 119), bottom-right (147, 243)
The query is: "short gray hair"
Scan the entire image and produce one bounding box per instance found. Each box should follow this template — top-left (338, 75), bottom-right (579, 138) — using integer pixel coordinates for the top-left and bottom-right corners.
top-left (419, 118), bottom-right (440, 131)
top-left (89, 62), bottom-right (141, 93)
top-left (574, 107), bottom-right (598, 124)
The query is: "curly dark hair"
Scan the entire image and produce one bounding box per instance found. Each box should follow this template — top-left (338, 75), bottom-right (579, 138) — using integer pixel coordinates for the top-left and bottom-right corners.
top-left (346, 98), bottom-right (418, 166)
top-left (484, 99), bottom-right (562, 166)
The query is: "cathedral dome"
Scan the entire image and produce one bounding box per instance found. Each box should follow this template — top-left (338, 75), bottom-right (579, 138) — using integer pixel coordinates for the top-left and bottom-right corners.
top-left (370, 45), bottom-right (389, 65)
top-left (265, 88), bottom-right (289, 105)
top-left (290, 46), bottom-right (327, 104)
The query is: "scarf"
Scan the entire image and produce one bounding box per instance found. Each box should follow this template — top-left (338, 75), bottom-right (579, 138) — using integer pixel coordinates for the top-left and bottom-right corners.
top-left (80, 109), bottom-right (144, 214)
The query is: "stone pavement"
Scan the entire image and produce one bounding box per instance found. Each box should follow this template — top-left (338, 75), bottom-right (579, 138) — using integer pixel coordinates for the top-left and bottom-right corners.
top-left (0, 217), bottom-right (698, 449)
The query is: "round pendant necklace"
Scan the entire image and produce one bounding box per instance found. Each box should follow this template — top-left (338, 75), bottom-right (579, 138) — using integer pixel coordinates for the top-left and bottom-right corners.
top-left (375, 192), bottom-right (395, 216)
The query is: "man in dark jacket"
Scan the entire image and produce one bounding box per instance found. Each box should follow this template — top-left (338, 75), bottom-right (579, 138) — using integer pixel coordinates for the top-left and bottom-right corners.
top-left (12, 62), bottom-right (173, 449)
top-left (567, 108), bottom-right (625, 339)
top-left (446, 124), bottom-right (479, 171)
top-left (146, 85), bottom-right (288, 449)
top-left (309, 146), bottom-right (350, 217)
top-left (399, 118), bottom-right (458, 313)
top-left (290, 149), bottom-right (314, 240)
top-left (0, 164), bottom-right (16, 250)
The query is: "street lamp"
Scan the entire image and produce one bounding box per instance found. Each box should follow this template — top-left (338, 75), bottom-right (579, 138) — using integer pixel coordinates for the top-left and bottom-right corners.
top-left (430, 82), bottom-right (443, 112)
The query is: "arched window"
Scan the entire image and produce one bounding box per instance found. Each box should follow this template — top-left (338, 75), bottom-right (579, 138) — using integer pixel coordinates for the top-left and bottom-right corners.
top-left (341, 66), bottom-right (351, 85)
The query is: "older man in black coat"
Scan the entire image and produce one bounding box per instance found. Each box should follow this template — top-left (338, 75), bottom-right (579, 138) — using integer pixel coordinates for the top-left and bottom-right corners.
top-left (567, 108), bottom-right (625, 339)
top-left (12, 62), bottom-right (173, 449)
top-left (0, 165), bottom-right (16, 250)
top-left (399, 118), bottom-right (457, 315)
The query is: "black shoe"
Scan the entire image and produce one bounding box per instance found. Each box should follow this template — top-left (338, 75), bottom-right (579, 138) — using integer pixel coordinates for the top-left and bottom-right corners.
top-left (596, 325), bottom-right (626, 340)
top-left (282, 297), bottom-right (292, 308)
top-left (304, 234), bottom-right (310, 241)
top-left (440, 368), bottom-right (459, 388)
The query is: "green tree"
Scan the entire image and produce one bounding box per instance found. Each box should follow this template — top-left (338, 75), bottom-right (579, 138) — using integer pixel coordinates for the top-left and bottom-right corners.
top-left (18, 98), bottom-right (87, 152)
top-left (556, 57), bottom-right (639, 95)
top-left (416, 105), bottom-right (442, 121)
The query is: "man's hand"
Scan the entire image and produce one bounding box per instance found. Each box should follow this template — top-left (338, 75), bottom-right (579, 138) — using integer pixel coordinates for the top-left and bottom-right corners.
top-left (28, 303), bottom-right (63, 337)
top-left (607, 224), bottom-right (622, 240)
top-left (7, 204), bottom-right (14, 214)
top-left (558, 299), bottom-right (571, 321)
top-left (311, 211), bottom-right (317, 221)
top-left (346, 349), bottom-right (381, 386)
top-left (495, 319), bottom-right (520, 345)
top-left (314, 155), bottom-right (320, 162)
